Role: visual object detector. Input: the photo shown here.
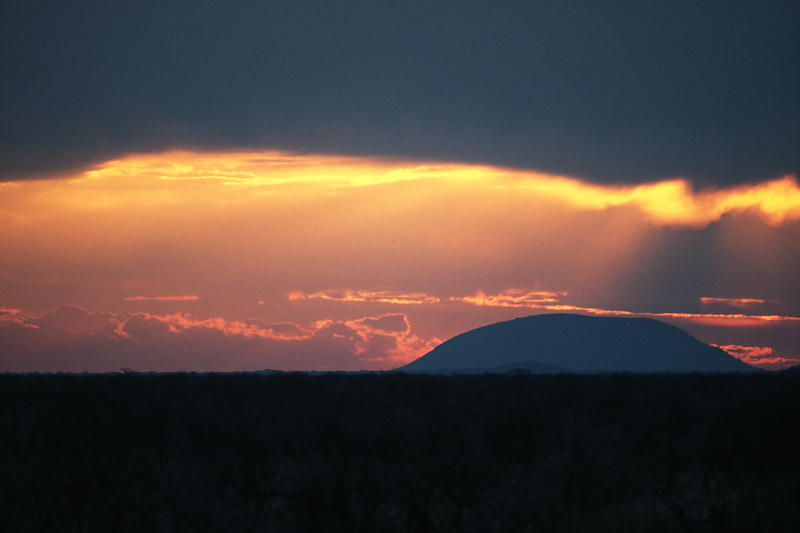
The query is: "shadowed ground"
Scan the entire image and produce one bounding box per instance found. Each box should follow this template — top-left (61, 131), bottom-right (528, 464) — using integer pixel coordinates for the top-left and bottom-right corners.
top-left (1, 371), bottom-right (798, 532)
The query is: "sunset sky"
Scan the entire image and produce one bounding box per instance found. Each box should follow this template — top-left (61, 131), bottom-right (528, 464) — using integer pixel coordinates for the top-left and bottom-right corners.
top-left (2, 1), bottom-right (798, 371)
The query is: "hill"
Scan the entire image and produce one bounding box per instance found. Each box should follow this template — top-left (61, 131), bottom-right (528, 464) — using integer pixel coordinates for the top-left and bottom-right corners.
top-left (401, 313), bottom-right (753, 373)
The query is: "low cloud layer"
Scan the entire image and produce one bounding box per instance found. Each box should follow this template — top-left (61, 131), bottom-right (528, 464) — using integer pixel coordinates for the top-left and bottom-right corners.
top-left (448, 288), bottom-right (800, 327)
top-left (699, 297), bottom-right (770, 310)
top-left (3, 301), bottom-right (798, 371)
top-left (16, 151), bottom-right (800, 227)
top-left (712, 344), bottom-right (800, 370)
top-left (290, 289), bottom-right (441, 305)
top-left (0, 307), bottom-right (438, 372)
top-left (123, 295), bottom-right (199, 302)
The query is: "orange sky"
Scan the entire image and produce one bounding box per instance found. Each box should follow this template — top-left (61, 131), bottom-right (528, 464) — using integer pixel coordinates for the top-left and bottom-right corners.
top-left (2, 150), bottom-right (799, 371)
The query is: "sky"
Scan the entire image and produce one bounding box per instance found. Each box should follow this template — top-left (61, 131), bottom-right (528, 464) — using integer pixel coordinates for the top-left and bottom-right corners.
top-left (1, 1), bottom-right (799, 371)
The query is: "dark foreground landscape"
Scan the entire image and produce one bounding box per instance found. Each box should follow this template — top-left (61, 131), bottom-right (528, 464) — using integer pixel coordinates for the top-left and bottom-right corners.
top-left (2, 371), bottom-right (799, 532)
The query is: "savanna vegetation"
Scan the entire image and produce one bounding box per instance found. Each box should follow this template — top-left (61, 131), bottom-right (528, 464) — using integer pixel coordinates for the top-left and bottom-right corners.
top-left (1, 371), bottom-right (798, 532)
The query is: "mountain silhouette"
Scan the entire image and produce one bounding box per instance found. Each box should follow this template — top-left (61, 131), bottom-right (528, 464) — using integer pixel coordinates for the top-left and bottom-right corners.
top-left (401, 314), bottom-right (753, 373)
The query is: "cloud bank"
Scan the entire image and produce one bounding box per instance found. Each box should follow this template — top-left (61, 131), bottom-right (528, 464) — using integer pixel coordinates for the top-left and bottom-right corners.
top-left (4, 302), bottom-right (797, 372)
top-left (7, 151), bottom-right (800, 228)
top-left (123, 295), bottom-right (199, 302)
top-left (2, 2), bottom-right (797, 185)
top-left (2, 149), bottom-right (798, 372)
top-left (289, 289), bottom-right (441, 305)
top-left (0, 307), bottom-right (438, 373)
top-left (449, 288), bottom-right (800, 327)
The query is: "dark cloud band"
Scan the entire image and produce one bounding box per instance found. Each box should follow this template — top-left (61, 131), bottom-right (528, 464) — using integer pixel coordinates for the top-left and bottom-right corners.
top-left (2, 1), bottom-right (797, 185)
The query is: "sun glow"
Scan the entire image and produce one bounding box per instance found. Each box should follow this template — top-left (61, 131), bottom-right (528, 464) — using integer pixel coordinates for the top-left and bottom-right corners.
top-left (515, 174), bottom-right (800, 227)
top-left (5, 150), bottom-right (796, 228)
top-left (2, 149), bottom-right (799, 371)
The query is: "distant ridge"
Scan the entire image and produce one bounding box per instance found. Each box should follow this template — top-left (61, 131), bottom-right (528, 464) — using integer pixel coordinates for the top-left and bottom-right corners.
top-left (401, 314), bottom-right (753, 373)
top-left (407, 360), bottom-right (569, 376)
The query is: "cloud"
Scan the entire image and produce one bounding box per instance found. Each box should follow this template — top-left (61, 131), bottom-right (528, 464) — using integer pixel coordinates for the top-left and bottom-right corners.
top-left (514, 173), bottom-right (800, 227)
top-left (123, 295), bottom-right (199, 302)
top-left (0, 307), bottom-right (438, 372)
top-left (4, 299), bottom-right (798, 372)
top-left (354, 314), bottom-right (410, 334)
top-left (0, 307), bottom-right (35, 328)
top-left (309, 314), bottom-right (438, 366)
top-left (2, 3), bottom-right (798, 186)
top-left (289, 288), bottom-right (441, 305)
top-left (712, 344), bottom-right (800, 370)
top-left (451, 288), bottom-right (800, 326)
top-left (135, 313), bottom-right (314, 341)
top-left (452, 289), bottom-right (566, 308)
top-left (699, 297), bottom-right (770, 310)
top-left (8, 151), bottom-right (800, 228)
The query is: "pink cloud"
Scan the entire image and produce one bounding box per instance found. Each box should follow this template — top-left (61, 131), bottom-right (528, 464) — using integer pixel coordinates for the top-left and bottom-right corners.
top-left (0, 307), bottom-right (438, 372)
top-left (699, 297), bottom-right (772, 310)
top-left (289, 289), bottom-right (440, 305)
top-left (354, 314), bottom-right (410, 334)
top-left (140, 313), bottom-right (314, 340)
top-left (451, 288), bottom-right (800, 326)
top-left (0, 307), bottom-right (37, 328)
top-left (450, 289), bottom-right (566, 308)
top-left (712, 344), bottom-right (800, 370)
top-left (123, 295), bottom-right (199, 302)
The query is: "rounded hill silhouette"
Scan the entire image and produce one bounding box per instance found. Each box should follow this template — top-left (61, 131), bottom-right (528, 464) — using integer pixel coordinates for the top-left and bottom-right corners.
top-left (401, 314), bottom-right (753, 373)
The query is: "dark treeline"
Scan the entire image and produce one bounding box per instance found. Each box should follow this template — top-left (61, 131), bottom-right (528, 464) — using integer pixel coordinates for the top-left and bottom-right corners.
top-left (1, 371), bottom-right (798, 532)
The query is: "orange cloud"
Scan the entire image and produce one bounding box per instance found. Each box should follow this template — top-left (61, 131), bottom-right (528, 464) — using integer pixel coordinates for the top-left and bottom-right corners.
top-left (699, 297), bottom-right (769, 309)
top-left (8, 150), bottom-right (797, 228)
top-left (353, 314), bottom-right (411, 334)
top-left (312, 313), bottom-right (440, 366)
top-left (0, 307), bottom-right (38, 328)
top-left (452, 289), bottom-right (566, 308)
top-left (712, 344), bottom-right (800, 370)
top-left (713, 344), bottom-right (774, 359)
top-left (287, 286), bottom-right (800, 328)
top-left (289, 289), bottom-right (441, 305)
top-left (514, 174), bottom-right (800, 227)
top-left (123, 295), bottom-right (200, 302)
top-left (137, 313), bottom-right (313, 340)
top-left (452, 288), bottom-right (800, 326)
top-left (0, 306), bottom-right (437, 371)
top-left (77, 150), bottom-right (484, 191)
top-left (631, 312), bottom-right (799, 328)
